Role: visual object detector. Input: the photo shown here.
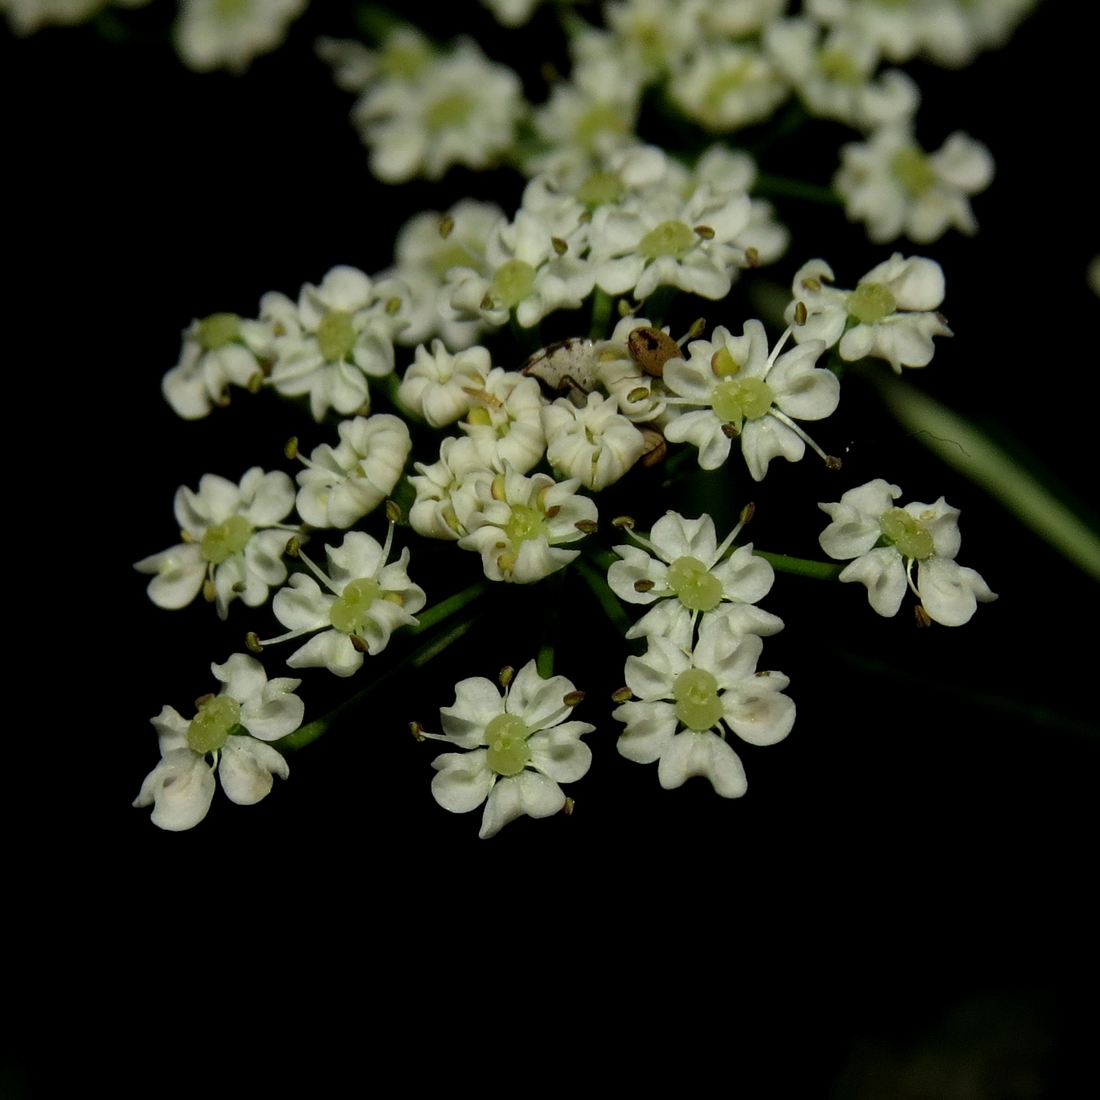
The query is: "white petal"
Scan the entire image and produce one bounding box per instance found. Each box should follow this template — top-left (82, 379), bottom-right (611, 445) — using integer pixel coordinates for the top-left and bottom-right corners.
top-left (657, 731), bottom-right (747, 798)
top-left (479, 771), bottom-right (565, 838)
top-left (431, 749), bottom-right (495, 813)
top-left (218, 737), bottom-right (289, 805)
top-left (133, 749), bottom-right (215, 832)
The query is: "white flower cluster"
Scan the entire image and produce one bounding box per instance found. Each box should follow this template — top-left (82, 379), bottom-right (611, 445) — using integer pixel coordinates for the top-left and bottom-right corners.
top-left (610, 511), bottom-right (794, 798)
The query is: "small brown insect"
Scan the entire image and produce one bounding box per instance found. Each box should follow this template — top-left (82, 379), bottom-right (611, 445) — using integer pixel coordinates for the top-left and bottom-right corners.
top-left (521, 336), bottom-right (599, 406)
top-left (626, 326), bottom-right (682, 378)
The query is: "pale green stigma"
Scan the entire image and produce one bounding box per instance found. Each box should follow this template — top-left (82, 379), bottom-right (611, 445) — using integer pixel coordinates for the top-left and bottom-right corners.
top-left (329, 577), bottom-right (383, 633)
top-left (575, 104), bottom-right (628, 152)
top-left (667, 556), bottom-right (723, 612)
top-left (429, 242), bottom-right (478, 279)
top-left (215, 0), bottom-right (249, 19)
top-left (639, 220), bottom-right (696, 262)
top-left (187, 694), bottom-right (241, 755)
top-left (848, 282), bottom-right (897, 325)
top-left (381, 38), bottom-right (433, 80)
top-left (711, 376), bottom-right (774, 426)
top-left (880, 507), bottom-right (935, 560)
top-left (197, 312), bottom-right (240, 351)
top-left (818, 48), bottom-right (863, 84)
top-left (425, 91), bottom-right (475, 132)
top-left (485, 713), bottom-right (532, 776)
top-left (890, 146), bottom-right (937, 198)
top-left (316, 310), bottom-right (357, 362)
top-left (576, 169), bottom-right (625, 207)
top-left (505, 503), bottom-right (548, 546)
top-left (673, 668), bottom-right (724, 732)
top-left (491, 260), bottom-right (537, 309)
top-left (200, 514), bottom-right (253, 564)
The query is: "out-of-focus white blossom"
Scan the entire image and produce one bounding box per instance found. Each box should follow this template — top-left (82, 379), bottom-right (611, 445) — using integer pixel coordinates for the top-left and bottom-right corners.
top-left (786, 254), bottom-right (951, 371)
top-left (819, 479), bottom-right (997, 625)
top-left (162, 312), bottom-right (263, 420)
top-left (835, 125), bottom-right (994, 244)
top-left (175, 0), bottom-right (307, 74)
top-left (668, 41), bottom-right (789, 133)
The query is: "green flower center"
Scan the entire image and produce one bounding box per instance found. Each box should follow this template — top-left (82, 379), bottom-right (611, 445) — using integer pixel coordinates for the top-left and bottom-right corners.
top-left (576, 169), bottom-right (625, 207)
top-left (879, 507), bottom-right (935, 560)
top-left (197, 312), bottom-right (240, 350)
top-left (200, 514), bottom-right (253, 564)
top-left (484, 713), bottom-right (532, 776)
top-left (711, 376), bottom-right (774, 427)
top-left (705, 60), bottom-right (754, 112)
top-left (890, 147), bottom-right (937, 198)
top-left (215, 0), bottom-right (249, 19)
top-left (381, 38), bottom-right (433, 80)
top-left (847, 282), bottom-right (898, 325)
top-left (818, 47), bottom-right (863, 84)
top-left (575, 104), bottom-right (628, 152)
top-left (316, 310), bottom-right (357, 362)
top-left (329, 577), bottom-right (383, 633)
top-left (505, 504), bottom-right (548, 547)
top-left (425, 91), bottom-right (475, 131)
top-left (187, 694), bottom-right (241, 755)
top-left (667, 556), bottom-right (723, 612)
top-left (639, 220), bottom-right (696, 262)
top-left (430, 242), bottom-right (479, 279)
top-left (673, 668), bottom-right (724, 732)
top-left (491, 259), bottom-right (537, 309)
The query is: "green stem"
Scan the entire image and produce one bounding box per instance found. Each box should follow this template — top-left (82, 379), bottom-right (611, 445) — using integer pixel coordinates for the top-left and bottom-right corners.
top-left (575, 555), bottom-right (638, 641)
top-left (537, 571), bottom-right (564, 679)
top-left (754, 551), bottom-right (844, 581)
top-left (589, 288), bottom-right (614, 340)
top-left (753, 173), bottom-right (840, 206)
top-left (410, 580), bottom-right (489, 634)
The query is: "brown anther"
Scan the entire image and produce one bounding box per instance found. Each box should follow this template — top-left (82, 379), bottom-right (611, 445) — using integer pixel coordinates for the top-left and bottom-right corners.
top-left (914, 605), bottom-right (933, 629)
top-left (215, 394), bottom-right (231, 408)
top-left (545, 505), bottom-right (562, 519)
top-left (385, 499), bottom-right (403, 524)
top-left (626, 386), bottom-right (649, 403)
top-left (247, 371), bottom-right (264, 394)
top-left (611, 686), bottom-right (633, 704)
top-left (634, 579), bottom-right (655, 593)
top-left (232, 581), bottom-right (246, 593)
top-left (574, 519), bottom-right (598, 535)
top-left (579, 208), bottom-right (593, 224)
top-left (385, 296), bottom-right (402, 314)
top-left (245, 631), bottom-right (263, 654)
top-left (499, 665), bottom-right (515, 688)
top-left (180, 529), bottom-right (196, 543)
top-left (438, 214), bottom-right (455, 238)
top-left (694, 224), bottom-right (715, 240)
top-left (684, 317), bottom-right (707, 342)
top-left (801, 276), bottom-right (821, 292)
top-left (285, 535), bottom-right (301, 558)
top-left (936, 312), bottom-right (949, 326)
top-left (745, 246), bottom-right (759, 268)
top-left (194, 693), bottom-right (215, 708)
top-left (740, 501), bottom-right (756, 525)
top-left (284, 436), bottom-right (299, 460)
top-left (721, 423), bottom-right (740, 439)
top-left (793, 301), bottom-right (808, 326)
top-left (825, 455), bottom-right (843, 470)
top-left (612, 515), bottom-right (635, 529)
top-left (551, 236), bottom-right (568, 256)
top-left (259, 358), bottom-right (274, 376)
top-left (563, 690), bottom-right (585, 707)
top-left (409, 722), bottom-right (426, 742)
top-left (349, 634), bottom-right (369, 653)
top-left (202, 578), bottom-right (216, 603)
top-left (561, 797), bottom-right (575, 817)
top-left (480, 293), bottom-right (495, 310)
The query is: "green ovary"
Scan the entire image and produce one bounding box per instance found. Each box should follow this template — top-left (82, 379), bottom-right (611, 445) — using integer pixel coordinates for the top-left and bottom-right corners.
top-left (430, 242), bottom-right (478, 279)
top-left (848, 282), bottom-right (897, 324)
top-left (187, 695), bottom-right (241, 755)
top-left (316, 310), bottom-right (357, 362)
top-left (879, 508), bottom-right (934, 560)
top-left (485, 713), bottom-right (532, 776)
top-left (673, 668), bottom-right (724, 732)
top-left (576, 170), bottom-right (625, 207)
top-left (639, 220), bottom-right (696, 261)
top-left (667, 556), bottom-right (723, 612)
top-left (491, 260), bottom-right (537, 309)
top-left (329, 577), bottom-right (383, 633)
top-left (505, 504), bottom-right (548, 547)
top-left (818, 48), bottom-right (863, 84)
top-left (197, 312), bottom-right (240, 350)
top-left (711, 376), bottom-right (774, 426)
top-left (425, 91), bottom-right (475, 131)
top-left (890, 147), bottom-right (937, 198)
top-left (200, 514), bottom-right (253, 564)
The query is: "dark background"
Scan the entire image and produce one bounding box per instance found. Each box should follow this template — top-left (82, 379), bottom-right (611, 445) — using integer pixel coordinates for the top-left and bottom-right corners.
top-left (5, 1), bottom-right (1096, 1092)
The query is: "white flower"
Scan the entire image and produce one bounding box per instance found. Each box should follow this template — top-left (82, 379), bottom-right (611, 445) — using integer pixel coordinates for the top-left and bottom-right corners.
top-left (265, 528), bottom-right (425, 677)
top-left (458, 468), bottom-right (597, 584)
top-left (835, 125), bottom-right (994, 244)
top-left (398, 342), bottom-right (490, 428)
top-left (427, 660), bottom-right (594, 838)
top-left (818, 478), bottom-right (997, 625)
top-left (663, 320), bottom-right (838, 480)
top-left (668, 41), bottom-right (789, 133)
top-left (134, 468), bottom-right (296, 619)
top-left (408, 436), bottom-right (496, 541)
top-left (174, 0), bottom-right (306, 74)
top-left (161, 312), bottom-right (263, 420)
top-left (295, 414), bottom-right (411, 529)
top-left (351, 35), bottom-right (525, 183)
top-left (609, 511), bottom-right (783, 649)
top-left (614, 620), bottom-right (794, 797)
top-left (245, 265), bottom-right (404, 423)
top-left (786, 255), bottom-right (952, 372)
top-left (542, 392), bottom-right (647, 490)
top-left (459, 367), bottom-right (547, 474)
top-left (133, 654), bottom-right (301, 831)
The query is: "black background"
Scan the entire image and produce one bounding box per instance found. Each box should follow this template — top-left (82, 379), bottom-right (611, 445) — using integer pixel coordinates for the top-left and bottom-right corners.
top-left (5, 1), bottom-right (1096, 1092)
